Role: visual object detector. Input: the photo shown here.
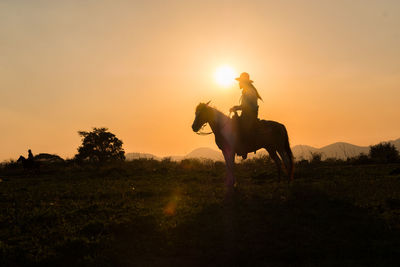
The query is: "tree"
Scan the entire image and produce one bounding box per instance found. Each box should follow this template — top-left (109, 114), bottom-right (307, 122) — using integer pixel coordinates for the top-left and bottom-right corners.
top-left (75, 127), bottom-right (125, 162)
top-left (309, 152), bottom-right (322, 164)
top-left (369, 142), bottom-right (399, 163)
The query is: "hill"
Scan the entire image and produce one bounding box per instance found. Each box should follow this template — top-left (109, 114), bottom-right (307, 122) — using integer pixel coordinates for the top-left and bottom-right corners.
top-left (126, 148), bottom-right (224, 162)
top-left (184, 147), bottom-right (224, 161)
top-left (126, 138), bottom-right (400, 161)
top-left (125, 152), bottom-right (160, 161)
top-left (391, 138), bottom-right (400, 151)
top-left (293, 138), bottom-right (400, 160)
top-left (292, 142), bottom-right (369, 160)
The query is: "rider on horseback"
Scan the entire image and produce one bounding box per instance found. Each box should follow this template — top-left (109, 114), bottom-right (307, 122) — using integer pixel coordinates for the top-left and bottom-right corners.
top-left (229, 72), bottom-right (263, 159)
top-left (28, 149), bottom-right (34, 161)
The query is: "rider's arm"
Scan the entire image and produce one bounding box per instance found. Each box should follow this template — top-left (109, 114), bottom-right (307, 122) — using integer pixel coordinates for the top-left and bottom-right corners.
top-left (229, 105), bottom-right (242, 113)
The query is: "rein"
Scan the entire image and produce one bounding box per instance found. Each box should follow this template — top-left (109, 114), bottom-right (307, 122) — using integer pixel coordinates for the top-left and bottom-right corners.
top-left (196, 124), bottom-right (213, 135)
top-left (196, 111), bottom-right (232, 136)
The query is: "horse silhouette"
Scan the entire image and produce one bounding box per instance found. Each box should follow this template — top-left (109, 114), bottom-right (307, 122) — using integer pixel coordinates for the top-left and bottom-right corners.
top-left (192, 102), bottom-right (293, 187)
top-left (17, 156), bottom-right (40, 173)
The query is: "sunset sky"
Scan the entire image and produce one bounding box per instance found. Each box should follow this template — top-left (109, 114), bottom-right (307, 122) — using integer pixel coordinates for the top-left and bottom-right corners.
top-left (1, 0), bottom-right (399, 161)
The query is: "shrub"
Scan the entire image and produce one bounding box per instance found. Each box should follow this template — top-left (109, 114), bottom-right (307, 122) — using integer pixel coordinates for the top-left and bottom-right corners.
top-left (310, 152), bottom-right (323, 164)
top-left (369, 142), bottom-right (399, 163)
top-left (348, 153), bottom-right (371, 165)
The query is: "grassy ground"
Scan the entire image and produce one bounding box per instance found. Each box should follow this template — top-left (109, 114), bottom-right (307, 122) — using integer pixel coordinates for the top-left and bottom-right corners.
top-left (1, 159), bottom-right (400, 266)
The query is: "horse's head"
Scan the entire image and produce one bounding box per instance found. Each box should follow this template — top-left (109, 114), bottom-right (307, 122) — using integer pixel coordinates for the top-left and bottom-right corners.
top-left (17, 156), bottom-right (25, 163)
top-left (192, 101), bottom-right (212, 132)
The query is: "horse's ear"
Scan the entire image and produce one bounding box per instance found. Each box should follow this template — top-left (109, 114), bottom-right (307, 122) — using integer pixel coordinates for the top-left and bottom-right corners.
top-left (206, 100), bottom-right (211, 105)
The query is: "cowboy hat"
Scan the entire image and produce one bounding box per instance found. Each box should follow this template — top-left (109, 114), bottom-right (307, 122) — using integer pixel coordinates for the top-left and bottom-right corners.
top-left (235, 72), bottom-right (253, 83)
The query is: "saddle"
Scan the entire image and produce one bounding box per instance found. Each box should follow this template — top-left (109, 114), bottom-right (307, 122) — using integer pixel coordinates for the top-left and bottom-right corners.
top-left (232, 113), bottom-right (260, 159)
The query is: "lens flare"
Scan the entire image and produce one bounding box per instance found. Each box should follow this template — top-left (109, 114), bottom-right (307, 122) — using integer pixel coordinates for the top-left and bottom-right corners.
top-left (164, 188), bottom-right (182, 216)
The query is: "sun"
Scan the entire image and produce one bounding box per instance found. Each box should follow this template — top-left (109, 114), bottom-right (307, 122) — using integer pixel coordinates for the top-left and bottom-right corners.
top-left (215, 65), bottom-right (236, 87)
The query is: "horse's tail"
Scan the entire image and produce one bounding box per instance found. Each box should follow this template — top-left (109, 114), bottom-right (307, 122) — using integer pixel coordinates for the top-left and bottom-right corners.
top-left (282, 125), bottom-right (294, 180)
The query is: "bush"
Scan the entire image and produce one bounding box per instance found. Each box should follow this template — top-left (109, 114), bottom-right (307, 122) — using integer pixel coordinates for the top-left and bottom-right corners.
top-left (310, 152), bottom-right (323, 164)
top-left (369, 142), bottom-right (399, 163)
top-left (347, 153), bottom-right (371, 165)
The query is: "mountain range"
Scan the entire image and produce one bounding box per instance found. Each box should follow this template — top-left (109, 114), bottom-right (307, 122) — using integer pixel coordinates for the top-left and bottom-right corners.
top-left (293, 138), bottom-right (400, 160)
top-left (125, 147), bottom-right (224, 162)
top-left (126, 138), bottom-right (400, 161)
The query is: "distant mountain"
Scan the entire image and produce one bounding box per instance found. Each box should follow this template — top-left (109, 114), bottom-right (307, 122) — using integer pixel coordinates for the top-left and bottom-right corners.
top-left (292, 143), bottom-right (368, 160)
top-left (184, 147), bottom-right (224, 161)
top-left (291, 145), bottom-right (319, 159)
top-left (391, 138), bottom-right (400, 151)
top-left (293, 138), bottom-right (400, 160)
top-left (126, 138), bottom-right (400, 162)
top-left (126, 148), bottom-right (223, 162)
top-left (125, 152), bottom-right (160, 161)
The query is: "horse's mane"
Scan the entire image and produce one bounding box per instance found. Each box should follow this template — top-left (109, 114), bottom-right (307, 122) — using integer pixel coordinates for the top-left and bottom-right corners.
top-left (196, 103), bottom-right (229, 119)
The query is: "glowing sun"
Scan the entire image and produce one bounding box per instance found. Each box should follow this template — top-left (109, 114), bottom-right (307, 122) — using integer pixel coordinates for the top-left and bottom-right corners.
top-left (215, 65), bottom-right (236, 87)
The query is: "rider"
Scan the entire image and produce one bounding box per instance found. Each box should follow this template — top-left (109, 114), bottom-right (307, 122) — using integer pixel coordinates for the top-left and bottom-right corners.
top-left (229, 72), bottom-right (263, 157)
top-left (28, 149), bottom-right (34, 161)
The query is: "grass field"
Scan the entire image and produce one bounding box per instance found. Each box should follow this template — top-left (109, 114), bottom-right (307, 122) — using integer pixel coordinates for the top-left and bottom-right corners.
top-left (1, 158), bottom-right (400, 266)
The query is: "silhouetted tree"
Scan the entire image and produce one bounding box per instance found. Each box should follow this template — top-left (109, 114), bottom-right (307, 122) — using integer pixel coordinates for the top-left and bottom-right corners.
top-left (369, 142), bottom-right (399, 163)
top-left (310, 152), bottom-right (322, 164)
top-left (347, 153), bottom-right (371, 165)
top-left (75, 127), bottom-right (125, 162)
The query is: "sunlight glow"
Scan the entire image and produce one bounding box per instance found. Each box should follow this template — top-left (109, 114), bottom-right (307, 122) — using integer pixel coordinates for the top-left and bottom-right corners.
top-left (215, 65), bottom-right (236, 87)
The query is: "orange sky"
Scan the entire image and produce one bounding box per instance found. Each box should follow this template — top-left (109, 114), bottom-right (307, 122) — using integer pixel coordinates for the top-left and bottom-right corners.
top-left (1, 0), bottom-right (399, 161)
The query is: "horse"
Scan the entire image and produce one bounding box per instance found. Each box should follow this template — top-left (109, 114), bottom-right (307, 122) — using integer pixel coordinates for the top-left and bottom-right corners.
top-left (192, 102), bottom-right (294, 187)
top-left (17, 156), bottom-right (40, 173)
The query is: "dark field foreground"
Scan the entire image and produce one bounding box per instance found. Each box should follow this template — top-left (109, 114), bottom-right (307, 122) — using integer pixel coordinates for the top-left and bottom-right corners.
top-left (1, 159), bottom-right (400, 266)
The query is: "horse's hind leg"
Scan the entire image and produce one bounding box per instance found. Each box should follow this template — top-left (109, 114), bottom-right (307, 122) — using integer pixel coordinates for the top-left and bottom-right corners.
top-left (278, 149), bottom-right (293, 181)
top-left (267, 149), bottom-right (282, 182)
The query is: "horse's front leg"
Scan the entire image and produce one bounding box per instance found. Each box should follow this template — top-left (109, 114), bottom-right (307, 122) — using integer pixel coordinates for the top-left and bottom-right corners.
top-left (222, 146), bottom-right (235, 188)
